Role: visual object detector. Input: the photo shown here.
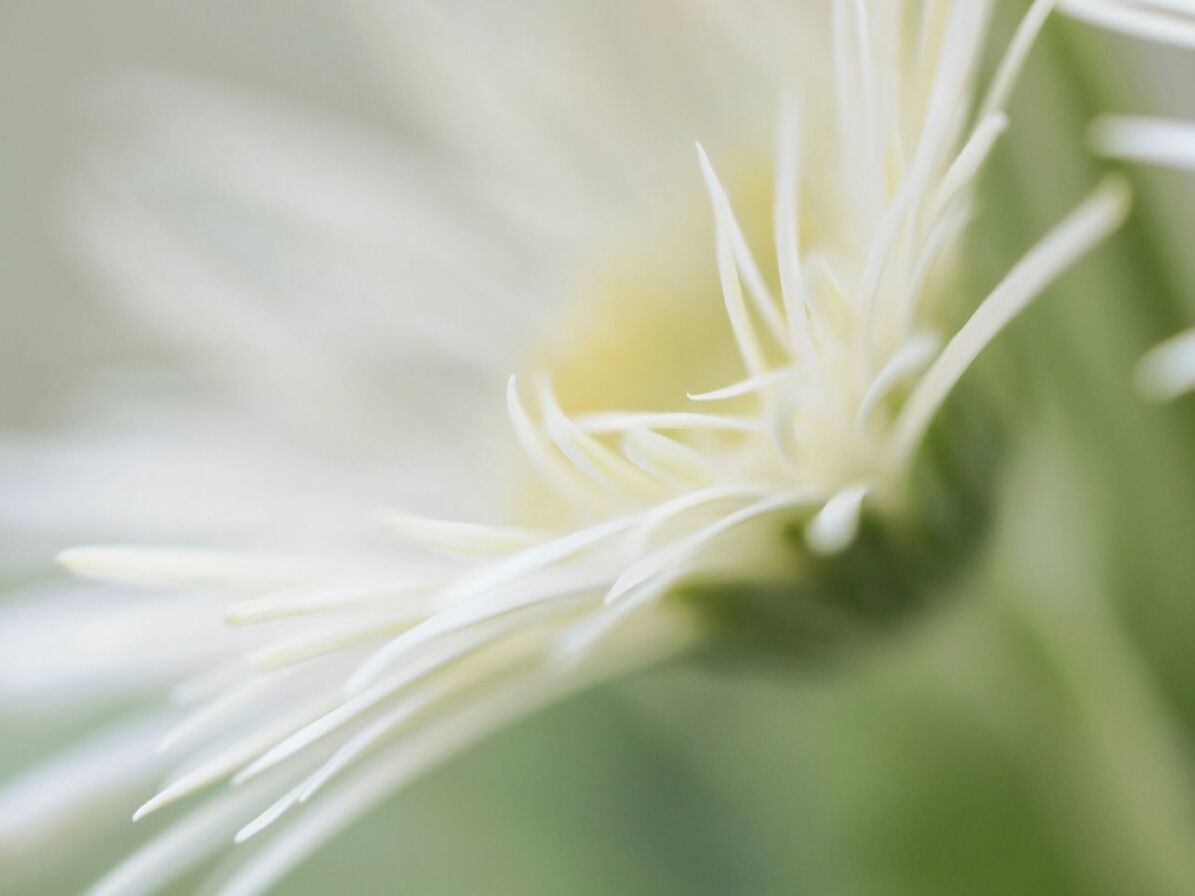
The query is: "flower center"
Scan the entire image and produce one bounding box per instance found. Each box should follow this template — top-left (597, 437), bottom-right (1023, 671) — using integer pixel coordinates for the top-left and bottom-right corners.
top-left (535, 158), bottom-right (777, 415)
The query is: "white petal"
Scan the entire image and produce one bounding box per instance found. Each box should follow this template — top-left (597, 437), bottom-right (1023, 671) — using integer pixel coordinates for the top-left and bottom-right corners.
top-left (893, 178), bottom-right (1130, 465)
top-left (1090, 116), bottom-right (1195, 171)
top-left (1060, 0), bottom-right (1195, 48)
top-left (1136, 328), bottom-right (1195, 400)
top-left (806, 484), bottom-right (869, 554)
top-left (0, 714), bottom-right (172, 857)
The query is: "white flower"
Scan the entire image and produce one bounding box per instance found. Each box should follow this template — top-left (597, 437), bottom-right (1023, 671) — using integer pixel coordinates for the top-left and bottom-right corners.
top-left (0, 3), bottom-right (1128, 894)
top-left (1061, 0), bottom-right (1195, 399)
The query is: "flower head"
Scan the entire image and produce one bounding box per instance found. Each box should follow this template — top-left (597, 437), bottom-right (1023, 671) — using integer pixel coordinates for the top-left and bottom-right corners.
top-left (1, 3), bottom-right (1130, 894)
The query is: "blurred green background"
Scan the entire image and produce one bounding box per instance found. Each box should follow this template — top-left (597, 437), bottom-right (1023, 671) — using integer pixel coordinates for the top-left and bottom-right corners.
top-left (4, 3), bottom-right (1195, 894)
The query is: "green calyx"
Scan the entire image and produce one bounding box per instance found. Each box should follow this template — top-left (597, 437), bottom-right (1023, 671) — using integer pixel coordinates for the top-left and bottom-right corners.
top-left (677, 379), bottom-right (1007, 672)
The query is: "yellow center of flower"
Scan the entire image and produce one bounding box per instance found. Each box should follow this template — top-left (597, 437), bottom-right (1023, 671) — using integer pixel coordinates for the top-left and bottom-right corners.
top-left (537, 157), bottom-right (779, 415)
